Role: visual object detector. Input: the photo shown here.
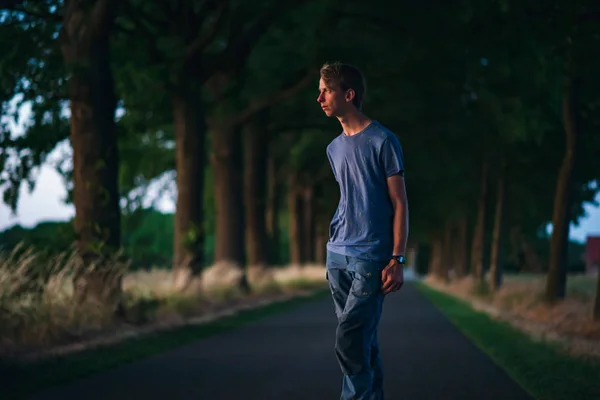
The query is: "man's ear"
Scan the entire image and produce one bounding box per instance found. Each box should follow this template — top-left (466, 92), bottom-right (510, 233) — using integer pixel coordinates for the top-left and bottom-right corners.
top-left (345, 88), bottom-right (355, 103)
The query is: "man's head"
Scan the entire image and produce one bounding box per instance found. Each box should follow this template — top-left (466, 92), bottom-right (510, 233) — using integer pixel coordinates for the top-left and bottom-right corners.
top-left (317, 62), bottom-right (366, 117)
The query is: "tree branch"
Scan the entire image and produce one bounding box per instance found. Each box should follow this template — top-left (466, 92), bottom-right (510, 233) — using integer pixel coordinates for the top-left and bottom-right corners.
top-left (90, 0), bottom-right (116, 37)
top-left (230, 68), bottom-right (316, 127)
top-left (223, 0), bottom-right (311, 67)
top-left (186, 0), bottom-right (229, 59)
top-left (119, 1), bottom-right (162, 39)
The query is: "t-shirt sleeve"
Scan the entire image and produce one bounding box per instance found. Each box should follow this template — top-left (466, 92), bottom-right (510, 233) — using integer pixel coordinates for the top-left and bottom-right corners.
top-left (379, 135), bottom-right (405, 177)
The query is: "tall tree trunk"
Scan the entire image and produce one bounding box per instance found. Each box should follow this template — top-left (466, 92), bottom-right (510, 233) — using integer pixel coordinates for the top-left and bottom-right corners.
top-left (244, 118), bottom-right (269, 268)
top-left (407, 244), bottom-right (418, 274)
top-left (545, 70), bottom-right (579, 303)
top-left (301, 186), bottom-right (315, 264)
top-left (211, 125), bottom-right (248, 289)
top-left (471, 161), bottom-right (489, 282)
top-left (594, 272), bottom-right (600, 321)
top-left (60, 0), bottom-right (122, 310)
top-left (288, 177), bottom-right (304, 266)
top-left (454, 216), bottom-right (469, 278)
top-left (429, 237), bottom-right (444, 281)
top-left (314, 215), bottom-right (328, 265)
top-left (521, 233), bottom-right (543, 273)
top-left (172, 93), bottom-right (205, 290)
top-left (490, 160), bottom-right (507, 291)
top-left (441, 223), bottom-right (453, 281)
top-left (266, 153), bottom-right (280, 264)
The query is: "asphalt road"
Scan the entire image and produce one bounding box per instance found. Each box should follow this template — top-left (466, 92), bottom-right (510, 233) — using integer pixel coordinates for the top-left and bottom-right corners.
top-left (28, 283), bottom-right (532, 400)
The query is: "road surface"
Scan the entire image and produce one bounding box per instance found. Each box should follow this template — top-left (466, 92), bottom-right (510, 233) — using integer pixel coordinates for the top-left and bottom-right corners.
top-left (28, 283), bottom-right (532, 399)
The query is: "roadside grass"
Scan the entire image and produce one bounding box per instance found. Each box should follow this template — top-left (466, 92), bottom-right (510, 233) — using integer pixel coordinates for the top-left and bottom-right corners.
top-left (416, 282), bottom-right (600, 400)
top-left (0, 244), bottom-right (329, 355)
top-left (1, 288), bottom-right (330, 400)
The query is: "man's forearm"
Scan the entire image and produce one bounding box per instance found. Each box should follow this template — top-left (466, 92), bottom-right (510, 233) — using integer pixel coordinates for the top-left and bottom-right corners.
top-left (392, 202), bottom-right (409, 256)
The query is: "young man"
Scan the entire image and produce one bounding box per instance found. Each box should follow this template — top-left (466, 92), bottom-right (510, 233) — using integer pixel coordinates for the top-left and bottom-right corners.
top-left (317, 62), bottom-right (409, 400)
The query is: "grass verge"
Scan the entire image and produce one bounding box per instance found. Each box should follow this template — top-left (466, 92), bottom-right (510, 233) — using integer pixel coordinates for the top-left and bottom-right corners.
top-left (1, 288), bottom-right (330, 400)
top-left (415, 282), bottom-right (600, 400)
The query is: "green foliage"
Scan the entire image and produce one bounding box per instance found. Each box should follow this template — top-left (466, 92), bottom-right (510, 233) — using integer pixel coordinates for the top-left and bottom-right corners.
top-left (0, 3), bottom-right (68, 210)
top-left (0, 221), bottom-right (75, 254)
top-left (1, 0), bottom-right (599, 274)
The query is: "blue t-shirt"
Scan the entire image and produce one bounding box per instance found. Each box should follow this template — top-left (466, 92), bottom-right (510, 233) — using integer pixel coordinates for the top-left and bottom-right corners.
top-left (326, 120), bottom-right (405, 263)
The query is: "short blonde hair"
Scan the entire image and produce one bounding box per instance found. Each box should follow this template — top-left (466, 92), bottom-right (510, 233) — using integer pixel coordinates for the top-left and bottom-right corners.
top-left (320, 62), bottom-right (366, 109)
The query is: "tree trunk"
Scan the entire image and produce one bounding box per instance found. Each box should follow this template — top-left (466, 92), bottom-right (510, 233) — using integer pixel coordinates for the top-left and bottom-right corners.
top-left (471, 161), bottom-right (489, 282)
top-left (429, 238), bottom-right (444, 282)
top-left (489, 160), bottom-right (507, 291)
top-left (288, 177), bottom-right (304, 266)
top-left (60, 0), bottom-right (122, 310)
top-left (594, 272), bottom-right (600, 321)
top-left (545, 71), bottom-right (579, 303)
top-left (301, 186), bottom-right (316, 264)
top-left (521, 234), bottom-right (543, 273)
top-left (172, 93), bottom-right (205, 290)
top-left (406, 244), bottom-right (418, 274)
top-left (441, 223), bottom-right (453, 281)
top-left (244, 118), bottom-right (269, 268)
top-left (454, 216), bottom-right (469, 278)
top-left (266, 153), bottom-right (280, 264)
top-left (211, 125), bottom-right (248, 290)
top-left (314, 217), bottom-right (328, 265)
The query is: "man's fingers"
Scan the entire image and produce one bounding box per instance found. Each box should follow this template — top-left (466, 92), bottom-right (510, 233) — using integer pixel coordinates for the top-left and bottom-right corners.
top-left (382, 279), bottom-right (404, 295)
top-left (381, 275), bottom-right (394, 293)
top-left (382, 279), bottom-right (397, 294)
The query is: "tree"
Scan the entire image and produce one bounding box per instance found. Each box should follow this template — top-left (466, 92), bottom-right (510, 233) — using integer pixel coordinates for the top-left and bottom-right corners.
top-left (1, 0), bottom-right (124, 308)
top-left (59, 0), bottom-right (122, 307)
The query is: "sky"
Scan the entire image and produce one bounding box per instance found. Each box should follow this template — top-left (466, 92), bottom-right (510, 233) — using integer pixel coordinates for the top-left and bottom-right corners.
top-left (1, 99), bottom-right (599, 243)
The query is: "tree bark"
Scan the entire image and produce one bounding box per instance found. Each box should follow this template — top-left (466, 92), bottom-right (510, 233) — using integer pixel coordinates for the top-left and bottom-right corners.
top-left (211, 126), bottom-right (246, 272)
top-left (489, 160), bottom-right (507, 291)
top-left (266, 152), bottom-right (280, 264)
top-left (441, 226), bottom-right (452, 282)
top-left (314, 217), bottom-right (328, 265)
top-left (429, 237), bottom-right (444, 281)
top-left (301, 186), bottom-right (316, 264)
top-left (594, 272), bottom-right (600, 321)
top-left (545, 71), bottom-right (579, 303)
top-left (521, 234), bottom-right (543, 273)
top-left (454, 216), bottom-right (469, 278)
top-left (288, 177), bottom-right (304, 266)
top-left (406, 244), bottom-right (418, 273)
top-left (172, 93), bottom-right (205, 290)
top-left (60, 0), bottom-right (122, 310)
top-left (440, 223), bottom-right (453, 280)
top-left (470, 160), bottom-right (489, 282)
top-left (243, 118), bottom-right (269, 268)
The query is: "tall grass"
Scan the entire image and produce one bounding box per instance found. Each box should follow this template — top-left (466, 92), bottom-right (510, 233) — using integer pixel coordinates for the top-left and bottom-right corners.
top-left (0, 245), bottom-right (327, 357)
top-left (424, 272), bottom-right (600, 359)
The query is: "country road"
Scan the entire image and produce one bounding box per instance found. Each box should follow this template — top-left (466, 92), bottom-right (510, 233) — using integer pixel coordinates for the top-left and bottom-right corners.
top-left (27, 283), bottom-right (532, 399)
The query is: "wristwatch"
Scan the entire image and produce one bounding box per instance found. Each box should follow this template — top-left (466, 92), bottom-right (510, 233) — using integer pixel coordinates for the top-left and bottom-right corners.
top-left (391, 255), bottom-right (406, 264)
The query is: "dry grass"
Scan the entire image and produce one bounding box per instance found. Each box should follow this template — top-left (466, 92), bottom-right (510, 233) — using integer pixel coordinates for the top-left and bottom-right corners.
top-left (424, 272), bottom-right (600, 360)
top-left (0, 245), bottom-right (327, 360)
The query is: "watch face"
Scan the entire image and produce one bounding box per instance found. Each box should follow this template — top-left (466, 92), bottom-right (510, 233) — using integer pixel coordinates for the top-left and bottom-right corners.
top-left (393, 255), bottom-right (405, 264)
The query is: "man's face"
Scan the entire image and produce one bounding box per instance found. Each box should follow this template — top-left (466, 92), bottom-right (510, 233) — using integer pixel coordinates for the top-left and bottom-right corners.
top-left (317, 78), bottom-right (349, 117)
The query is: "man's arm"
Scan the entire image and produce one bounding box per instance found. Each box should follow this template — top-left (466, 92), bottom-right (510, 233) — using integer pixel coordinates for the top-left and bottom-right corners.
top-left (387, 174), bottom-right (409, 257)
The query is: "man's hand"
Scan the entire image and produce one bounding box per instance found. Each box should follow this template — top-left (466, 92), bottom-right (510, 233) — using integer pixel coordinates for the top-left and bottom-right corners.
top-left (381, 259), bottom-right (404, 295)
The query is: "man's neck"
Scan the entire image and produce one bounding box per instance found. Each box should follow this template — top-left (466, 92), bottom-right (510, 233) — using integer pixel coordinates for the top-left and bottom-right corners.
top-left (338, 109), bottom-right (372, 136)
